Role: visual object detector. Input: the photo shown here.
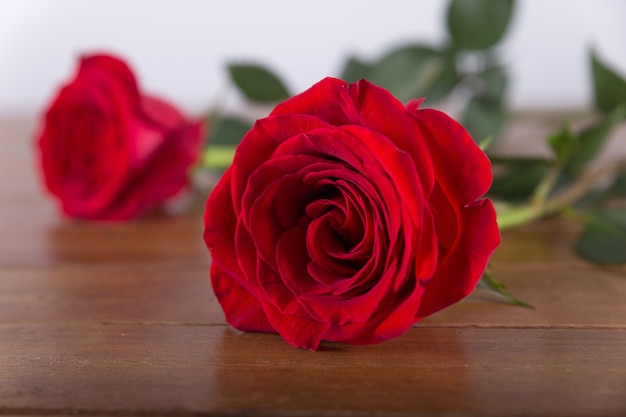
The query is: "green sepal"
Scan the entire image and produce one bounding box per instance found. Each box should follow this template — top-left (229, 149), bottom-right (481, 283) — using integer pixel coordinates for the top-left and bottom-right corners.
top-left (478, 270), bottom-right (534, 308)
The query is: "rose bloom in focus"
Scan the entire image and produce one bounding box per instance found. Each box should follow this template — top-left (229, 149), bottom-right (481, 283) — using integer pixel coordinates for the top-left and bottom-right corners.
top-left (203, 77), bottom-right (500, 350)
top-left (36, 53), bottom-right (203, 220)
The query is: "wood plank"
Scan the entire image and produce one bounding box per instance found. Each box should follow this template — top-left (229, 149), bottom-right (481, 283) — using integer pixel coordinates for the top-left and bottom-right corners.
top-left (1, 324), bottom-right (625, 416)
top-left (0, 117), bottom-right (41, 199)
top-left (423, 262), bottom-right (626, 328)
top-left (492, 218), bottom-right (585, 265)
top-left (0, 205), bottom-right (209, 265)
top-left (0, 264), bottom-right (221, 325)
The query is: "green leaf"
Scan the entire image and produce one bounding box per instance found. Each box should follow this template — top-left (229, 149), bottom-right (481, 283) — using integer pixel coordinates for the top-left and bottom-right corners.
top-left (422, 51), bottom-right (460, 104)
top-left (447, 0), bottom-right (515, 50)
top-left (607, 172), bottom-right (626, 197)
top-left (228, 63), bottom-right (291, 103)
top-left (340, 56), bottom-right (372, 83)
top-left (489, 157), bottom-right (550, 201)
top-left (462, 96), bottom-right (507, 143)
top-left (547, 125), bottom-right (577, 165)
top-left (572, 171), bottom-right (626, 211)
top-left (208, 116), bottom-right (252, 146)
top-left (366, 45), bottom-right (444, 103)
top-left (479, 270), bottom-right (534, 308)
top-left (565, 107), bottom-right (626, 175)
top-left (591, 50), bottom-right (626, 113)
top-left (571, 189), bottom-right (609, 211)
top-left (480, 66), bottom-right (508, 102)
top-left (576, 209), bottom-right (626, 264)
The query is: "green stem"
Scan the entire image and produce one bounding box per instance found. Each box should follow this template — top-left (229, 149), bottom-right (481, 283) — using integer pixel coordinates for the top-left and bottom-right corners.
top-left (496, 158), bottom-right (626, 231)
top-left (496, 204), bottom-right (541, 231)
top-left (530, 165), bottom-right (561, 207)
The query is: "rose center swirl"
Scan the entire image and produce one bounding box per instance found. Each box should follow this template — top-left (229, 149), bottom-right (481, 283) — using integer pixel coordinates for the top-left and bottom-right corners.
top-left (298, 175), bottom-right (387, 294)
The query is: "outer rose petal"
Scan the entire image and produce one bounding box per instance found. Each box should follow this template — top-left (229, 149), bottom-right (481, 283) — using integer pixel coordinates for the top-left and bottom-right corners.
top-left (407, 102), bottom-right (492, 205)
top-left (327, 274), bottom-right (425, 345)
top-left (406, 99), bottom-right (500, 317)
top-left (108, 118), bottom-right (202, 220)
top-left (103, 95), bottom-right (202, 219)
top-left (79, 54), bottom-right (139, 97)
top-left (416, 199), bottom-right (500, 317)
top-left (260, 299), bottom-right (331, 350)
top-left (211, 263), bottom-right (274, 333)
top-left (204, 169), bottom-right (244, 282)
top-left (271, 78), bottom-right (435, 196)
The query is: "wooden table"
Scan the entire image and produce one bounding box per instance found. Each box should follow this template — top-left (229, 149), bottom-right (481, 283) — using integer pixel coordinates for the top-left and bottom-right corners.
top-left (1, 117), bottom-right (625, 416)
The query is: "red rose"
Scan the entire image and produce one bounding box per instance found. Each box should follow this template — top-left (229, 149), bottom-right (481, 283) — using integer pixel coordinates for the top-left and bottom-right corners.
top-left (203, 77), bottom-right (500, 349)
top-left (36, 54), bottom-right (202, 220)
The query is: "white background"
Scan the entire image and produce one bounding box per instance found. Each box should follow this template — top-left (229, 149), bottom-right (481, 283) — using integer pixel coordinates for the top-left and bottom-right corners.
top-left (1, 0), bottom-right (625, 115)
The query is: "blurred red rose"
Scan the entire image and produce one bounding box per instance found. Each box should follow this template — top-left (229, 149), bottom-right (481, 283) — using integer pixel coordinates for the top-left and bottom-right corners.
top-left (36, 53), bottom-right (203, 220)
top-left (203, 77), bottom-right (500, 349)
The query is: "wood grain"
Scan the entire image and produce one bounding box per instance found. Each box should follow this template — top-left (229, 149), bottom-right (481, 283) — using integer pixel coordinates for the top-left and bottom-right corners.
top-left (1, 324), bottom-right (625, 416)
top-left (0, 264), bottom-right (220, 324)
top-left (0, 204), bottom-right (209, 265)
top-left (1, 117), bottom-right (626, 416)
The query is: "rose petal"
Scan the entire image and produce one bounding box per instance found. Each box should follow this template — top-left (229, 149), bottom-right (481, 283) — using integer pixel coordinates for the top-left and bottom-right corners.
top-left (79, 54), bottom-right (140, 97)
top-left (260, 298), bottom-right (332, 350)
top-left (271, 78), bottom-right (435, 200)
top-left (107, 120), bottom-right (201, 219)
top-left (346, 80), bottom-right (435, 197)
top-left (326, 274), bottom-right (425, 345)
top-left (140, 95), bottom-right (185, 131)
top-left (245, 155), bottom-right (327, 268)
top-left (210, 263), bottom-right (274, 333)
top-left (256, 257), bottom-right (312, 317)
top-left (407, 104), bottom-right (493, 205)
top-left (277, 226), bottom-right (331, 297)
top-left (416, 198), bottom-right (500, 318)
top-left (204, 170), bottom-right (244, 280)
top-left (231, 115), bottom-right (333, 216)
top-left (270, 77), bottom-right (363, 125)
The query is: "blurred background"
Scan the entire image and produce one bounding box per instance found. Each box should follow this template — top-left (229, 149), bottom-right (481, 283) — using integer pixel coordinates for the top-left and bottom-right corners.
top-left (1, 0), bottom-right (625, 115)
